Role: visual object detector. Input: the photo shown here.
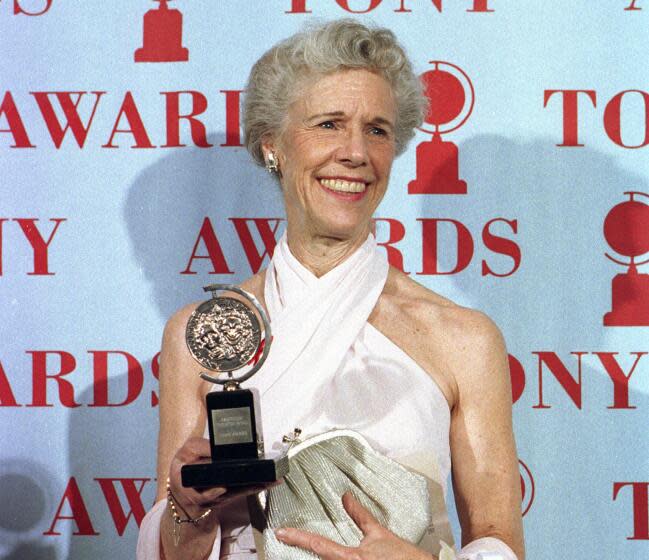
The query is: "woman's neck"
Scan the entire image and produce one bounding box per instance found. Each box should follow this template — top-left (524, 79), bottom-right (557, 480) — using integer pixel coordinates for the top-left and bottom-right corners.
top-left (286, 226), bottom-right (371, 278)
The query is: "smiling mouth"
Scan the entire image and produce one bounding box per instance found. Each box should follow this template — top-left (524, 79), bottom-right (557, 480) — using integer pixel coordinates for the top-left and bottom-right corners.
top-left (318, 178), bottom-right (368, 194)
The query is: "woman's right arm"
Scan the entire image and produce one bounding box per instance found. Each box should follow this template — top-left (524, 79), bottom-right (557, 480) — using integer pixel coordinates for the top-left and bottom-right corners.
top-left (138, 303), bottom-right (225, 560)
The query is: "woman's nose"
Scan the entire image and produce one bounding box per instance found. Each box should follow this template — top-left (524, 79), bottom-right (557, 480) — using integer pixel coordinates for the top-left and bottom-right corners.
top-left (336, 127), bottom-right (368, 167)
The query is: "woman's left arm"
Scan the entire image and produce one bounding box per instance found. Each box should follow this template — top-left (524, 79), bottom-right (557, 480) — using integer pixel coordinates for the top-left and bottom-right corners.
top-left (447, 310), bottom-right (525, 559)
top-left (274, 296), bottom-right (525, 559)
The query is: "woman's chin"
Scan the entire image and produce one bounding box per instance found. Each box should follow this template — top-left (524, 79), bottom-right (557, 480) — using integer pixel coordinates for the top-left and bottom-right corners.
top-left (312, 198), bottom-right (378, 238)
top-left (311, 216), bottom-right (371, 241)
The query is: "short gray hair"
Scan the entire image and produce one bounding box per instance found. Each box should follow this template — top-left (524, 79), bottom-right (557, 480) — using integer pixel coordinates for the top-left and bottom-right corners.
top-left (243, 19), bottom-right (427, 166)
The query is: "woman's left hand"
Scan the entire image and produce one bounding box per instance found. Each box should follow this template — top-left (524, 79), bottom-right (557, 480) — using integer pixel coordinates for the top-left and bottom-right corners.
top-left (275, 492), bottom-right (436, 560)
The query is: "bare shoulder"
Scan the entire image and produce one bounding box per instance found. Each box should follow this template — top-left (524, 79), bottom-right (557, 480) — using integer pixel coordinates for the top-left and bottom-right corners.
top-left (374, 266), bottom-right (502, 353)
top-left (239, 269), bottom-right (267, 309)
top-left (165, 270), bottom-right (266, 328)
top-left (163, 300), bottom-right (201, 342)
top-left (159, 300), bottom-right (208, 401)
top-left (371, 267), bottom-right (506, 409)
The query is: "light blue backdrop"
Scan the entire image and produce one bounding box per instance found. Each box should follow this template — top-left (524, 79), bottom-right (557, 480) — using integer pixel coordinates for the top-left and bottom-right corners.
top-left (1, 1), bottom-right (648, 559)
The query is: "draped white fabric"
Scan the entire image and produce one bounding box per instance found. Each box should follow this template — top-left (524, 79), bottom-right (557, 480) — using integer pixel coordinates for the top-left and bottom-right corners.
top-left (258, 232), bottom-right (389, 448)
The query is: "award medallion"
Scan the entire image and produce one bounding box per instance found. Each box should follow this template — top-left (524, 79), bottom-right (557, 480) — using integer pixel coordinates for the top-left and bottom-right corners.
top-left (186, 296), bottom-right (261, 373)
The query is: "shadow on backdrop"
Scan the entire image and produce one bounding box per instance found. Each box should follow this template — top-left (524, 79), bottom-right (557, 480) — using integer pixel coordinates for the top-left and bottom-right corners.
top-left (0, 459), bottom-right (57, 560)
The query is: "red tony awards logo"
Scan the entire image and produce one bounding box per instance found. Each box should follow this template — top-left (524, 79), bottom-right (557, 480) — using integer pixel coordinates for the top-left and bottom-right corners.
top-left (519, 459), bottom-right (535, 517)
top-left (603, 191), bottom-right (649, 326)
top-left (409, 61), bottom-right (474, 195)
top-left (134, 0), bottom-right (189, 63)
top-left (625, 0), bottom-right (642, 10)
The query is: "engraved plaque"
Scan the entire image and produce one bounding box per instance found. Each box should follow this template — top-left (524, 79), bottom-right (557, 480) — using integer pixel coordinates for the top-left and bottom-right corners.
top-left (212, 407), bottom-right (254, 445)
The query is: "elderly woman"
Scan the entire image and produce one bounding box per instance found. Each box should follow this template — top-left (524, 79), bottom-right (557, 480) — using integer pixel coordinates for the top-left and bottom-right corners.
top-left (137, 19), bottom-right (524, 560)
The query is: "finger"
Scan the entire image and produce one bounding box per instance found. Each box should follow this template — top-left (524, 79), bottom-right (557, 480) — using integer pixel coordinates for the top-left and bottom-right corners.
top-left (218, 484), bottom-right (268, 501)
top-left (170, 485), bottom-right (226, 512)
top-left (275, 527), bottom-right (356, 560)
top-left (193, 486), bottom-right (228, 503)
top-left (342, 492), bottom-right (382, 537)
top-left (197, 482), bottom-right (275, 509)
top-left (178, 437), bottom-right (212, 461)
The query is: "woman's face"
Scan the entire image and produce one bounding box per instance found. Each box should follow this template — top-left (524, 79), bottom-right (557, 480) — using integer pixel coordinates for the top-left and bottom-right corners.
top-left (269, 68), bottom-right (397, 241)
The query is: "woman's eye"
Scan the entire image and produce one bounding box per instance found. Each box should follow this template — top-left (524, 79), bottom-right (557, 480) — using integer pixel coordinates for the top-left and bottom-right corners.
top-left (318, 121), bottom-right (336, 129)
top-left (370, 127), bottom-right (387, 136)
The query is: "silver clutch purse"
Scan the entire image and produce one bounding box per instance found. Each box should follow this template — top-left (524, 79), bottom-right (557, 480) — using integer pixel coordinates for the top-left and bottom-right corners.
top-left (257, 429), bottom-right (433, 559)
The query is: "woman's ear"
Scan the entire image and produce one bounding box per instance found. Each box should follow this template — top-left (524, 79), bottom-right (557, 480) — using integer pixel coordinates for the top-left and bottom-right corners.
top-left (261, 134), bottom-right (277, 163)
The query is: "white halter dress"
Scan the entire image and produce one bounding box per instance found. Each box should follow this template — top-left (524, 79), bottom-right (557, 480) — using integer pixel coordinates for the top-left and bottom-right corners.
top-left (137, 233), bottom-right (518, 560)
top-left (216, 232), bottom-right (453, 558)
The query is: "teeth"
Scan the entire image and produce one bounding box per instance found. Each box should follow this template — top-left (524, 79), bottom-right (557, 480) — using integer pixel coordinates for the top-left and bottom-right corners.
top-left (320, 178), bottom-right (367, 193)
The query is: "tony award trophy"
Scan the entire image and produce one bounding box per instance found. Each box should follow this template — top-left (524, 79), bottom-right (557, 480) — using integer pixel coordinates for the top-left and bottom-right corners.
top-left (603, 191), bottom-right (649, 326)
top-left (181, 284), bottom-right (288, 487)
top-left (408, 60), bottom-right (474, 195)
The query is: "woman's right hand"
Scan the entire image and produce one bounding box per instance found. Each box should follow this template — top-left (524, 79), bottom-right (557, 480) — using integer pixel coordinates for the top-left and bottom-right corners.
top-left (168, 436), bottom-right (280, 520)
top-left (167, 437), bottom-right (225, 519)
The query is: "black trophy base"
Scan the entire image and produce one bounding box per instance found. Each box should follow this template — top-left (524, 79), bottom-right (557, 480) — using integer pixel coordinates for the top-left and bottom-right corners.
top-left (181, 452), bottom-right (288, 488)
